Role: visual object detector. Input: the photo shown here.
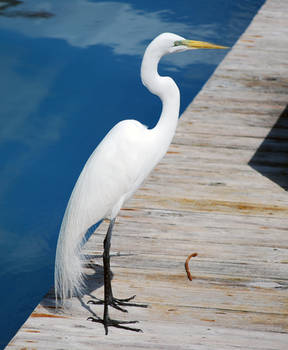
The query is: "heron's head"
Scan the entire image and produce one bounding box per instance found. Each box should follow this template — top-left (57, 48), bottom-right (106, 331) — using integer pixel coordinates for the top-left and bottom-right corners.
top-left (152, 33), bottom-right (228, 55)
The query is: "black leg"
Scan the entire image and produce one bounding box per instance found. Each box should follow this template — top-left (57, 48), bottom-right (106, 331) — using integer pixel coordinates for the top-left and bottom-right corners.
top-left (103, 217), bottom-right (115, 308)
top-left (88, 218), bottom-right (147, 334)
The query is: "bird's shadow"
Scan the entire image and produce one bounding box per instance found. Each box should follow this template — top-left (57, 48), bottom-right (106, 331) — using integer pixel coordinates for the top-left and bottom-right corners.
top-left (40, 251), bottom-right (135, 317)
top-left (40, 259), bottom-right (109, 318)
top-left (248, 105), bottom-right (288, 190)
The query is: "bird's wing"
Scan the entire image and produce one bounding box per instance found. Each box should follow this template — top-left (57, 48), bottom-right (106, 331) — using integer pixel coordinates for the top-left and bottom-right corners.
top-left (62, 118), bottom-right (154, 243)
top-left (55, 119), bottom-right (152, 301)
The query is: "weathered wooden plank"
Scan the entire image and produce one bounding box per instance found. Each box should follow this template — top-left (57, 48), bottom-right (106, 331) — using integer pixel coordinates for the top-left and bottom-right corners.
top-left (177, 122), bottom-right (287, 139)
top-left (6, 0), bottom-right (288, 349)
top-left (7, 318), bottom-right (288, 350)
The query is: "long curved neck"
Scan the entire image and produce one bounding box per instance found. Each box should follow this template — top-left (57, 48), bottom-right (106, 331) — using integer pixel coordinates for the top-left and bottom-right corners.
top-left (141, 44), bottom-right (180, 146)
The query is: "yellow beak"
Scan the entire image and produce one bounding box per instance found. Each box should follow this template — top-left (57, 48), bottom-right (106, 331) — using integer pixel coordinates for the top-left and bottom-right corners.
top-left (175, 40), bottom-right (228, 50)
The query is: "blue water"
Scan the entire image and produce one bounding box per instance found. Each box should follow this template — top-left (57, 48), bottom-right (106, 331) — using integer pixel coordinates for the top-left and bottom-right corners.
top-left (0, 0), bottom-right (264, 347)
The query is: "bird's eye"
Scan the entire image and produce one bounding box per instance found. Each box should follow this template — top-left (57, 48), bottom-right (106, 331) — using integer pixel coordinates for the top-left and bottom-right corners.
top-left (174, 40), bottom-right (183, 46)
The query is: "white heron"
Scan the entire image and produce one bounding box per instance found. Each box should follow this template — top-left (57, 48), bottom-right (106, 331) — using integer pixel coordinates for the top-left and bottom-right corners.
top-left (54, 32), bottom-right (227, 334)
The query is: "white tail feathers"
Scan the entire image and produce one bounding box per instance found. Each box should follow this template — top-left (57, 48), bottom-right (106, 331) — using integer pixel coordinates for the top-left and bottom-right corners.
top-left (54, 159), bottom-right (108, 306)
top-left (54, 200), bottom-right (88, 306)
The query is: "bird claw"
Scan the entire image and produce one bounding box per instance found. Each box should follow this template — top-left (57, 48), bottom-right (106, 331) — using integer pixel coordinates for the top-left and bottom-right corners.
top-left (88, 295), bottom-right (148, 313)
top-left (87, 316), bottom-right (143, 334)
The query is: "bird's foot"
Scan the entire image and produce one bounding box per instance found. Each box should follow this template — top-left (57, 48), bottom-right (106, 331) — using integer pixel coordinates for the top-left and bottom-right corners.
top-left (88, 295), bottom-right (147, 313)
top-left (87, 316), bottom-right (143, 334)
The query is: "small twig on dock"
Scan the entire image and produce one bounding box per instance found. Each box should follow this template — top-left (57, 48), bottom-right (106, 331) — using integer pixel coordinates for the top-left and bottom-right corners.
top-left (185, 253), bottom-right (198, 281)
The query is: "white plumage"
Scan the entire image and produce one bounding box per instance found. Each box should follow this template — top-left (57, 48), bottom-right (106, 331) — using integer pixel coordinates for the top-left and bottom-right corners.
top-left (54, 119), bottom-right (169, 302)
top-left (54, 33), bottom-right (227, 308)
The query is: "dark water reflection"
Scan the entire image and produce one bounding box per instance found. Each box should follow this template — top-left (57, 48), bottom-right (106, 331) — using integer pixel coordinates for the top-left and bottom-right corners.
top-left (0, 0), bottom-right (53, 17)
top-left (0, 0), bottom-right (264, 347)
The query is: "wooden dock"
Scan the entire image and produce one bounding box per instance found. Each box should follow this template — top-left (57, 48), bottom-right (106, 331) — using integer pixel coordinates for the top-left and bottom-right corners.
top-left (6, 0), bottom-right (288, 348)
